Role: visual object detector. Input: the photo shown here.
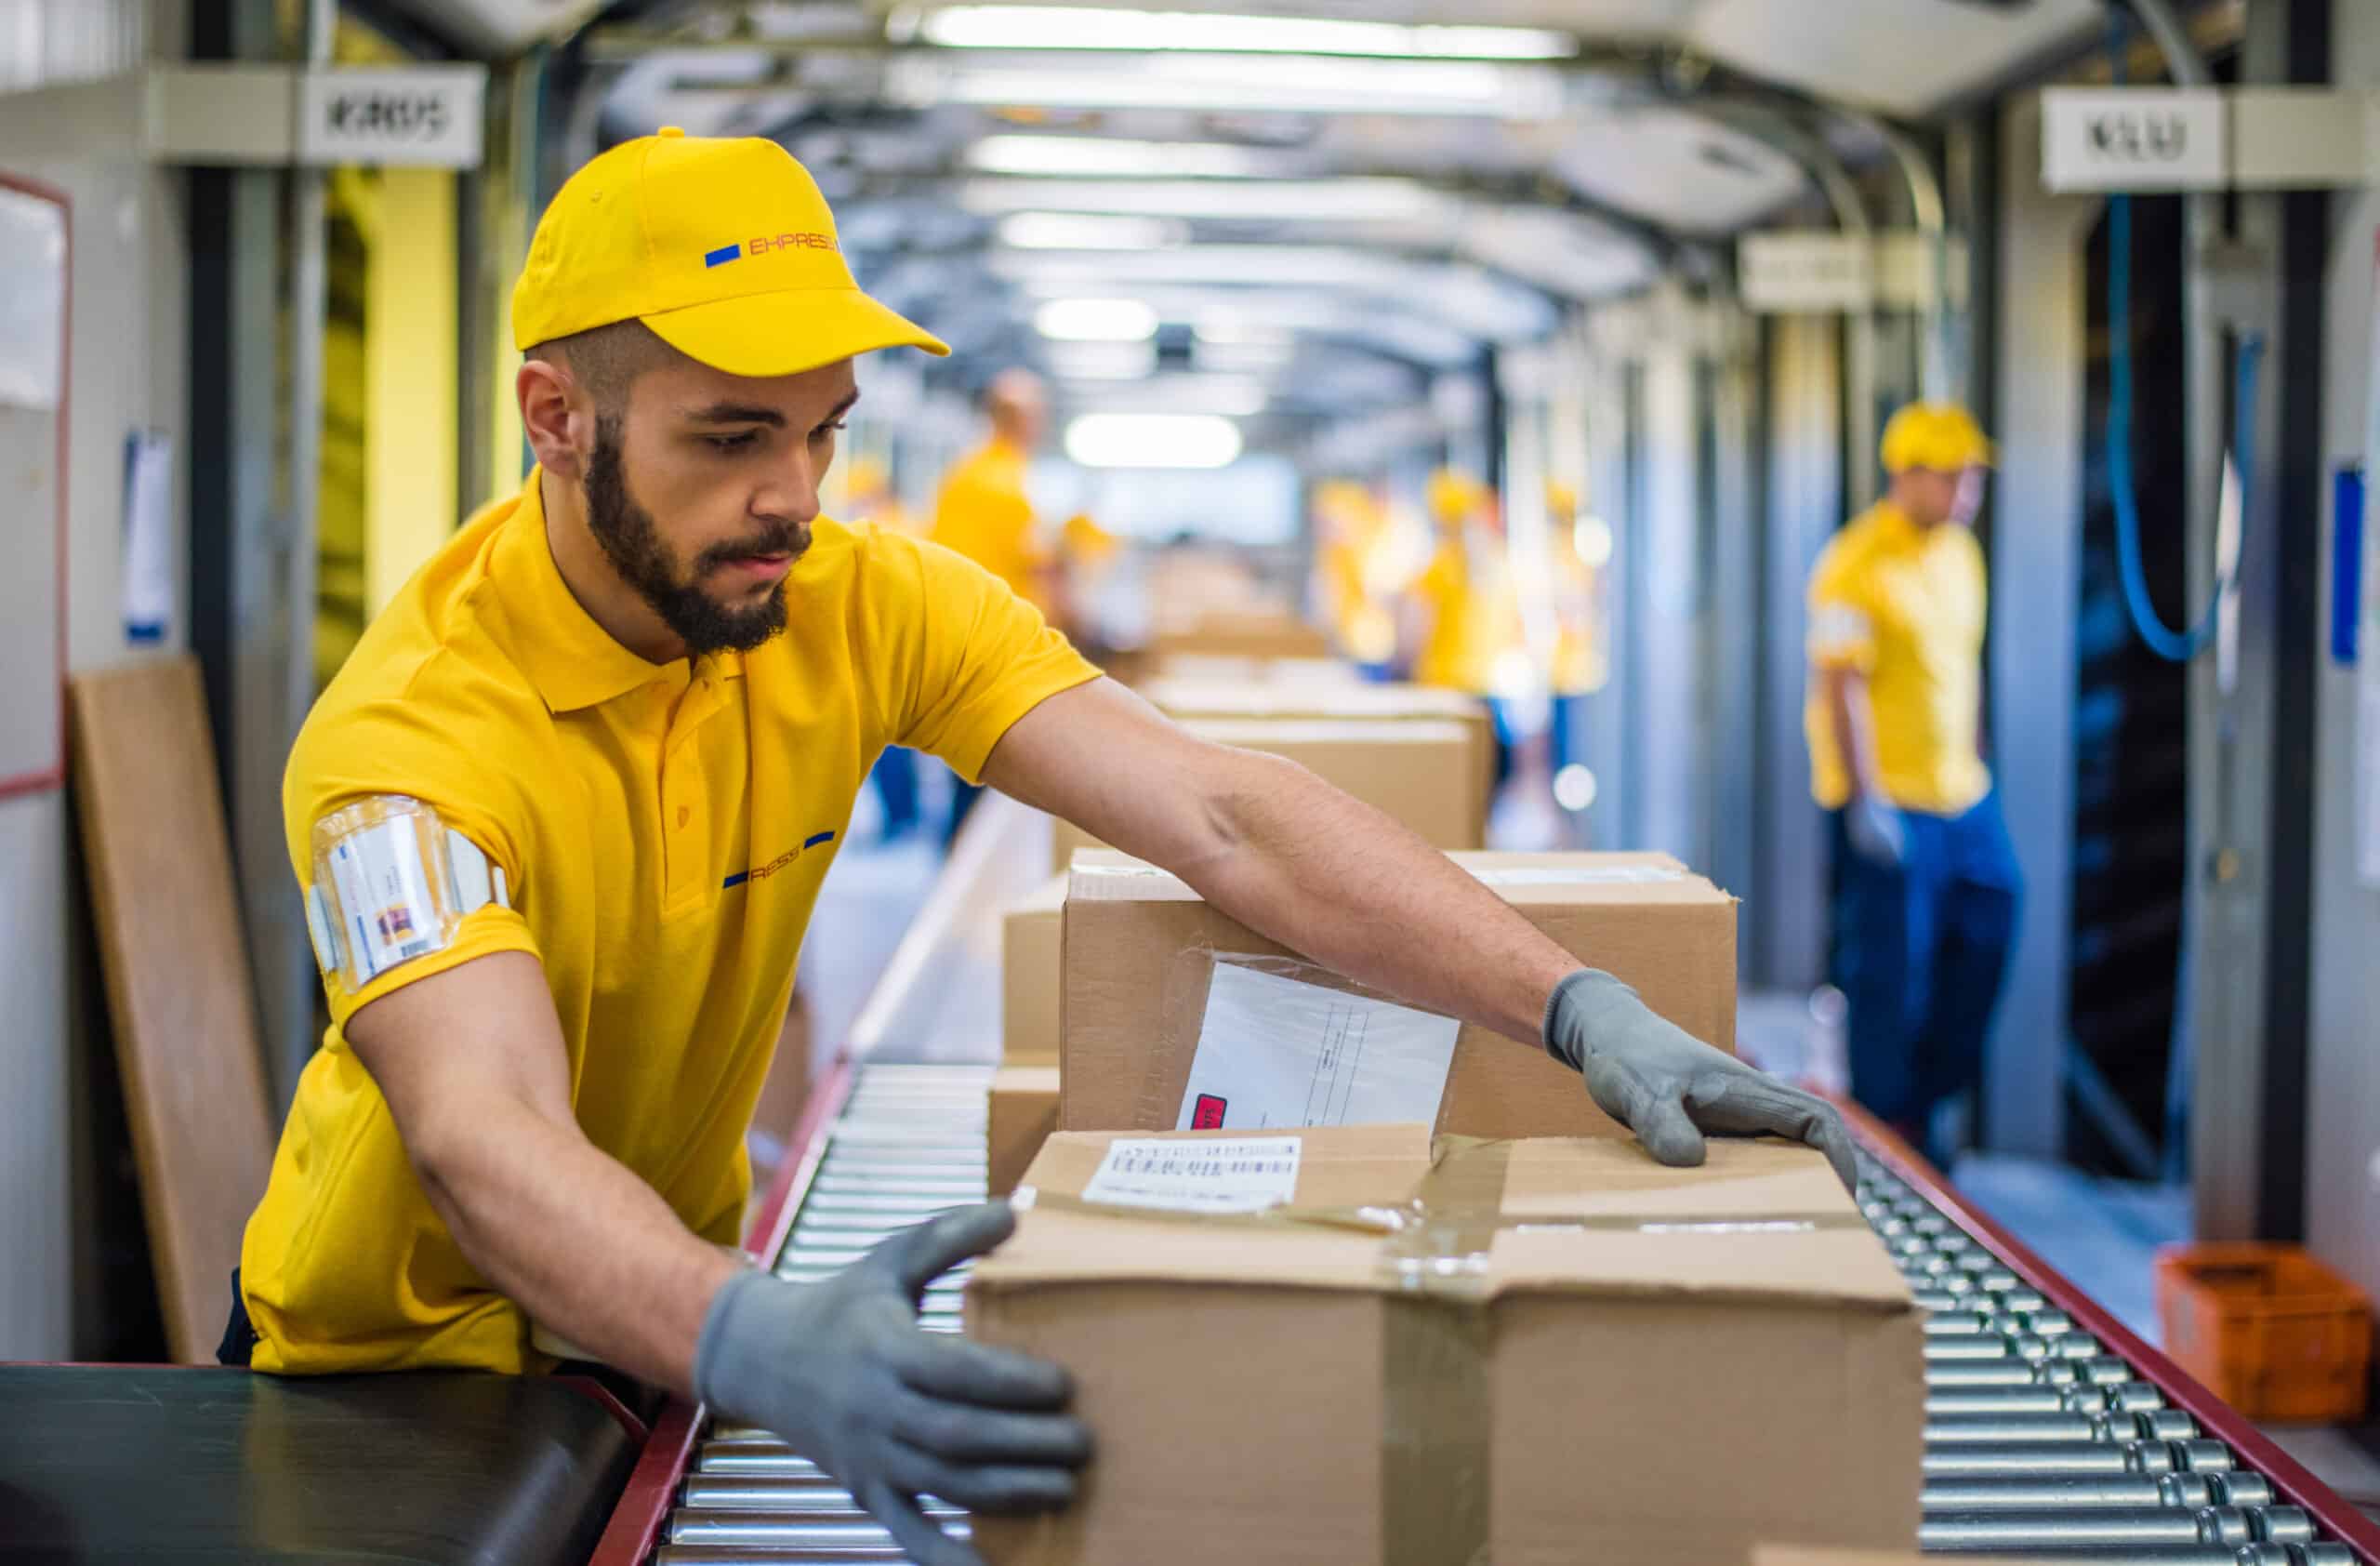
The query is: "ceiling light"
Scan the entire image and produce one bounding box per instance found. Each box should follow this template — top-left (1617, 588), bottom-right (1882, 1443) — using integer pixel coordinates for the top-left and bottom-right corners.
top-left (1065, 413), bottom-right (1243, 469)
top-left (998, 212), bottom-right (1187, 251)
top-left (967, 134), bottom-right (1266, 179)
top-left (1035, 297), bottom-right (1159, 341)
top-left (890, 52), bottom-right (1565, 120)
top-left (916, 7), bottom-right (1578, 61)
top-left (963, 177), bottom-right (1451, 224)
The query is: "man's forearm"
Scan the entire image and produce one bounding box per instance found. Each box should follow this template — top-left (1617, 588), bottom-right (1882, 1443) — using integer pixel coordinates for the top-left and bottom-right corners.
top-left (1170, 751), bottom-right (1578, 1046)
top-left (411, 1100), bottom-right (743, 1393)
top-left (1826, 669), bottom-right (1888, 803)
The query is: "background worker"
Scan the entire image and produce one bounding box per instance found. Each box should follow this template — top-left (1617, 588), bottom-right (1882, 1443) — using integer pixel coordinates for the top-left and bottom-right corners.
top-left (931, 367), bottom-right (1056, 840)
top-left (234, 129), bottom-right (1857, 1566)
top-left (1312, 478), bottom-right (1398, 677)
top-left (1806, 402), bottom-right (2023, 1171)
top-left (1410, 466), bottom-right (1523, 790)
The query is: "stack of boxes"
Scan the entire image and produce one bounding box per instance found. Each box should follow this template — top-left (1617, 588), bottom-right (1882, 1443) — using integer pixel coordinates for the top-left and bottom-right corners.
top-left (972, 670), bottom-right (1925, 1561)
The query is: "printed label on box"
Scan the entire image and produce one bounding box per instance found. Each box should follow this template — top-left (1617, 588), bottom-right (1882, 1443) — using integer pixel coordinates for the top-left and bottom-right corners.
top-left (1081, 1135), bottom-right (1302, 1214)
top-left (1175, 962), bottom-right (1461, 1132)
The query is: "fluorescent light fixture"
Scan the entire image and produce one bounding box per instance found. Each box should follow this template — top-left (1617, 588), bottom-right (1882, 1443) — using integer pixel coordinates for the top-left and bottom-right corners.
top-left (1045, 339), bottom-right (1158, 379)
top-left (998, 212), bottom-right (1187, 251)
top-left (891, 52), bottom-right (1565, 119)
top-left (963, 177), bottom-right (1452, 224)
top-left (1195, 336), bottom-right (1295, 374)
top-left (917, 7), bottom-right (1578, 61)
top-left (1065, 413), bottom-right (1243, 469)
top-left (967, 134), bottom-right (1266, 179)
top-left (1035, 297), bottom-right (1159, 341)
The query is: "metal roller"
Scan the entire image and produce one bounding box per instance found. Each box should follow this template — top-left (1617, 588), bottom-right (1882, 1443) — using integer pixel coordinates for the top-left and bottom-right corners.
top-left (1922, 1440), bottom-right (2231, 1478)
top-left (667, 1515), bottom-right (964, 1547)
top-left (680, 1478), bottom-right (961, 1516)
top-left (1924, 1474), bottom-right (2219, 1511)
top-left (1923, 1506), bottom-right (2260, 1549)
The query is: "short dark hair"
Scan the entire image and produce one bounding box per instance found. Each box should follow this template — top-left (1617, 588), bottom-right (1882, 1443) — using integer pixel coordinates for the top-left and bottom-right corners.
top-left (525, 318), bottom-right (678, 413)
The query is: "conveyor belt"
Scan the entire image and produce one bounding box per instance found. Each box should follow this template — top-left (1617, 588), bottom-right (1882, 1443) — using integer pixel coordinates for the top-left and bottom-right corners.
top-left (594, 1062), bottom-right (2379, 1565)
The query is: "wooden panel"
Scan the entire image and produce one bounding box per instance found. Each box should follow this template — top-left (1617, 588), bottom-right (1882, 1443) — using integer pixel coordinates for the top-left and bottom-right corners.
top-left (69, 656), bottom-right (275, 1362)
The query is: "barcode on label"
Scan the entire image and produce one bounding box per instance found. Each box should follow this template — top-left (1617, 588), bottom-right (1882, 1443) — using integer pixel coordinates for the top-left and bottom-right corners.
top-left (1080, 1136), bottom-right (1302, 1214)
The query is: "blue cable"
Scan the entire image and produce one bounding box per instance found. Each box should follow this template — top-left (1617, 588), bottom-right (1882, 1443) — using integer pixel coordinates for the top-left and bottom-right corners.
top-left (2104, 47), bottom-right (2259, 662)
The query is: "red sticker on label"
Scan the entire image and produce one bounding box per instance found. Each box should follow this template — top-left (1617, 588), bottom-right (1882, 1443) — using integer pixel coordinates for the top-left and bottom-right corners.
top-left (1191, 1094), bottom-right (1227, 1130)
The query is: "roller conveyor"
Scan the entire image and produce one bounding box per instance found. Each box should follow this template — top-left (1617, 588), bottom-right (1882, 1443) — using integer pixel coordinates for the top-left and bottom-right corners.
top-left (574, 1061), bottom-right (2380, 1566)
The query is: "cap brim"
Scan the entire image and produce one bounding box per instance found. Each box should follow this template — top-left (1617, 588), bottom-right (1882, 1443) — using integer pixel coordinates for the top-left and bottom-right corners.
top-left (641, 286), bottom-right (949, 378)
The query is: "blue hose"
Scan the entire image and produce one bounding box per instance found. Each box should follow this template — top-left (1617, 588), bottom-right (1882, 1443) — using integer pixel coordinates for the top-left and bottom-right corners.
top-left (2104, 79), bottom-right (2259, 662)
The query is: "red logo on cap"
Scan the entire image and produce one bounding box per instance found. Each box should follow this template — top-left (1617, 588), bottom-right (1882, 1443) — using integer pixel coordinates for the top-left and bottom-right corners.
top-left (748, 232), bottom-right (838, 255)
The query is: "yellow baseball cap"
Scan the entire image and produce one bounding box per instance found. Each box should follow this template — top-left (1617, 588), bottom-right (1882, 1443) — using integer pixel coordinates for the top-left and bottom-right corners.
top-left (511, 127), bottom-right (948, 377)
top-left (1880, 402), bottom-right (1994, 474)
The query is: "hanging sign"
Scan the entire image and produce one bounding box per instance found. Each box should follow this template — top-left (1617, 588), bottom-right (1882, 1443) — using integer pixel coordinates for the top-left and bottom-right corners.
top-left (2042, 87), bottom-right (2228, 192)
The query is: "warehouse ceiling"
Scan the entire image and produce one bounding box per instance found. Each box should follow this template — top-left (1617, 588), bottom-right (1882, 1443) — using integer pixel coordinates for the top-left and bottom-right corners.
top-left (424, 0), bottom-right (2111, 443)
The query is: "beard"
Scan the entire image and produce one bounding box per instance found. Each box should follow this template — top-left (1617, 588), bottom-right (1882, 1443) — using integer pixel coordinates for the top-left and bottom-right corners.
top-left (582, 416), bottom-right (805, 657)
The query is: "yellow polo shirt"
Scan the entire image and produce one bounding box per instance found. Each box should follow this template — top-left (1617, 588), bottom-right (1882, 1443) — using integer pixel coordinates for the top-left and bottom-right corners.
top-left (932, 438), bottom-right (1046, 612)
top-left (241, 471), bottom-right (1098, 1375)
top-left (1805, 500), bottom-right (1990, 816)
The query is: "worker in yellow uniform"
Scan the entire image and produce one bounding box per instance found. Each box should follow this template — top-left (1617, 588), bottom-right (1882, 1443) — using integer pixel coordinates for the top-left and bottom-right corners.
top-left (1312, 478), bottom-right (1396, 675)
top-left (1411, 467), bottom-right (1524, 786)
top-left (932, 368), bottom-right (1054, 613)
top-left (228, 128), bottom-right (1850, 1566)
top-left (1806, 403), bottom-right (2021, 1171)
top-left (1542, 478), bottom-right (1607, 807)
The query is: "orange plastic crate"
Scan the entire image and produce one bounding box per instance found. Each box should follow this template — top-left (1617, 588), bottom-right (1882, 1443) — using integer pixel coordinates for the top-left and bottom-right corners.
top-left (2155, 1243), bottom-right (2373, 1424)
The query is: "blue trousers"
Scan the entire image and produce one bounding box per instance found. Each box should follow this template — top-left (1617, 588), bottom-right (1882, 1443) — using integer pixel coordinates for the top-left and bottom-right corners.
top-left (1831, 790), bottom-right (2022, 1167)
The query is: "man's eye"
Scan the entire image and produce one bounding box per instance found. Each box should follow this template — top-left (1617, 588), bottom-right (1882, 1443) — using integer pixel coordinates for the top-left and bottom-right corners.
top-left (811, 418), bottom-right (849, 441)
top-left (707, 431), bottom-right (760, 452)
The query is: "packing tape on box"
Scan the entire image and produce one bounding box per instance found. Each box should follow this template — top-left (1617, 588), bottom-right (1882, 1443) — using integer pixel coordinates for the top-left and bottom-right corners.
top-left (1019, 1136), bottom-right (1868, 1564)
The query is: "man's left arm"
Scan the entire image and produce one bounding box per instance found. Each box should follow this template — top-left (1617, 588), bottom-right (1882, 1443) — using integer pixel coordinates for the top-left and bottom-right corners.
top-left (982, 678), bottom-right (1856, 1183)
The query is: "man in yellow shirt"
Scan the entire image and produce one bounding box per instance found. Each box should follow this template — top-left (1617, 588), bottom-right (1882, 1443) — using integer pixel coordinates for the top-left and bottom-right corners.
top-left (1806, 403), bottom-right (2022, 1170)
top-left (231, 128), bottom-right (1851, 1566)
top-left (932, 368), bottom-right (1052, 611)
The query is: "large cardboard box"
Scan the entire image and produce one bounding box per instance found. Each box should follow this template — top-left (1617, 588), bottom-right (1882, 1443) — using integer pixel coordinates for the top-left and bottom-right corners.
top-left (987, 1064), bottom-right (1061, 1197)
top-left (1048, 716), bottom-right (1484, 874)
top-left (970, 1127), bottom-right (1923, 1565)
top-left (1000, 876), bottom-right (1067, 1066)
top-left (1059, 850), bottom-right (1736, 1140)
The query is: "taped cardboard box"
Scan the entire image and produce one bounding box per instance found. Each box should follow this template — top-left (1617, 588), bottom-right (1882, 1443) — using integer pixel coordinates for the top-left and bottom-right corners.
top-left (1059, 850), bottom-right (1736, 1140)
top-left (1000, 875), bottom-right (1066, 1066)
top-left (969, 1127), bottom-right (1923, 1566)
top-left (1048, 716), bottom-right (1484, 874)
top-left (988, 1064), bottom-right (1062, 1198)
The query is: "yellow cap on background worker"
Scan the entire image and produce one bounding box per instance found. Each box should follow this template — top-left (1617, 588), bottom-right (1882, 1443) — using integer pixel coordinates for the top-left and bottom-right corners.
top-left (510, 126), bottom-right (947, 373)
top-left (1879, 403), bottom-right (1995, 474)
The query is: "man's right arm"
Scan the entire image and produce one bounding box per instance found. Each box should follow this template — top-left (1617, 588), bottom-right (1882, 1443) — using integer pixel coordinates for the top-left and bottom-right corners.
top-left (344, 949), bottom-right (741, 1394)
top-left (1823, 663), bottom-right (1889, 808)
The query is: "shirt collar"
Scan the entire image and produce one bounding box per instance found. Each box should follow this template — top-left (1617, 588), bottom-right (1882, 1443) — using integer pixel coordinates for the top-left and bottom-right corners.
top-left (1872, 499), bottom-right (1923, 547)
top-left (496, 468), bottom-right (747, 714)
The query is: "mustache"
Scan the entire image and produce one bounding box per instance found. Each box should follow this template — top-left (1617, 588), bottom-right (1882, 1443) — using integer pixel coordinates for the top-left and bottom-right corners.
top-left (696, 520), bottom-right (810, 573)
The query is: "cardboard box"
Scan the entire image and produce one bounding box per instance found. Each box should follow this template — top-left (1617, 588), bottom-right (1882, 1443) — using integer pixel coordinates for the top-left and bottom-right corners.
top-left (1142, 677), bottom-right (1496, 832)
top-left (987, 1064), bottom-right (1062, 1198)
top-left (1000, 875), bottom-right (1067, 1066)
top-left (1049, 716), bottom-right (1484, 874)
top-left (970, 1127), bottom-right (1922, 1566)
top-left (1147, 608), bottom-right (1331, 661)
top-left (1060, 850), bottom-right (1736, 1140)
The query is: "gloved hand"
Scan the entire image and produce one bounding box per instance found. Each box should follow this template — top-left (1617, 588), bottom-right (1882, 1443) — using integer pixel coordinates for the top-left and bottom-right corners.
top-left (1844, 794), bottom-right (1907, 868)
top-left (694, 1202), bottom-right (1091, 1566)
top-left (1544, 968), bottom-right (1859, 1188)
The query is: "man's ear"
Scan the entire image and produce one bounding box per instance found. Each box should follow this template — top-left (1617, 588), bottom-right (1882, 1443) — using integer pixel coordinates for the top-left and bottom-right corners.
top-left (518, 357), bottom-right (589, 481)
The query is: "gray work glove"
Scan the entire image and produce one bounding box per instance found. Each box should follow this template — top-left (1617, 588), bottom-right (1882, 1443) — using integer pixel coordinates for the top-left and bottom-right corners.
top-left (694, 1202), bottom-right (1091, 1566)
top-left (1545, 968), bottom-right (1859, 1189)
top-left (1844, 795), bottom-right (1907, 868)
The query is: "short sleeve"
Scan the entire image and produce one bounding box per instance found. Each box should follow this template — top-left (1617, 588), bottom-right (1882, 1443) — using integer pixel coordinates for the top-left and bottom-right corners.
top-left (283, 689), bottom-right (542, 1029)
top-left (1805, 539), bottom-right (1878, 673)
top-left (864, 533), bottom-right (1102, 783)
